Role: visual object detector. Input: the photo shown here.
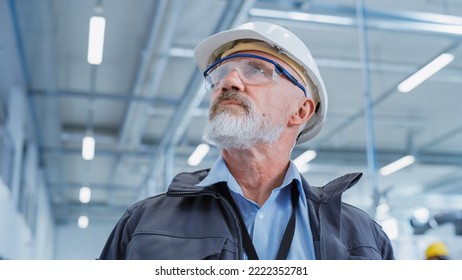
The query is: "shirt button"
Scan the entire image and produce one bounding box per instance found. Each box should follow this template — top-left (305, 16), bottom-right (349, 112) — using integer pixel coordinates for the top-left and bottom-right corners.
top-left (258, 212), bottom-right (265, 219)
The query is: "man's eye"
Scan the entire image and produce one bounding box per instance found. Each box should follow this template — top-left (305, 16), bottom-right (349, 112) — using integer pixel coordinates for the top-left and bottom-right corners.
top-left (249, 61), bottom-right (273, 75)
top-left (248, 66), bottom-right (265, 75)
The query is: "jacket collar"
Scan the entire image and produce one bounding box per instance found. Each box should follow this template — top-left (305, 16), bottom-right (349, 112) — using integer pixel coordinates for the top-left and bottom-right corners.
top-left (167, 169), bottom-right (211, 193)
top-left (302, 173), bottom-right (363, 204)
top-left (167, 169), bottom-right (363, 202)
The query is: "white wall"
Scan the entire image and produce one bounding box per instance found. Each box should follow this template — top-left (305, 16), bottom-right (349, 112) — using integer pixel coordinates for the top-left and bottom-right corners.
top-left (0, 87), bottom-right (55, 259)
top-left (0, 175), bottom-right (55, 260)
top-left (0, 0), bottom-right (55, 259)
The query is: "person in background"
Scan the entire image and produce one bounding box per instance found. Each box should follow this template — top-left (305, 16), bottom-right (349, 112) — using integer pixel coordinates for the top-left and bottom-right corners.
top-left (425, 241), bottom-right (450, 260)
top-left (99, 22), bottom-right (395, 260)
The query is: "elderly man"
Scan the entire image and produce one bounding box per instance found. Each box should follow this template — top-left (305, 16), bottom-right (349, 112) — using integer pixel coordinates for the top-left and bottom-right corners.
top-left (99, 22), bottom-right (394, 260)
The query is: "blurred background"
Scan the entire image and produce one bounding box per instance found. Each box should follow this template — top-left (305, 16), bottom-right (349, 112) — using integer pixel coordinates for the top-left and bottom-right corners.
top-left (1, 0), bottom-right (462, 260)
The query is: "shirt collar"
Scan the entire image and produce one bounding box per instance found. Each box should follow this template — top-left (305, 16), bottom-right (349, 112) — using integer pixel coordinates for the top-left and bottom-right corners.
top-left (196, 155), bottom-right (303, 192)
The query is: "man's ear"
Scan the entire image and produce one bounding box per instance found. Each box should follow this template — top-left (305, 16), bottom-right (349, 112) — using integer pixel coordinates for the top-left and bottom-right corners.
top-left (289, 98), bottom-right (316, 126)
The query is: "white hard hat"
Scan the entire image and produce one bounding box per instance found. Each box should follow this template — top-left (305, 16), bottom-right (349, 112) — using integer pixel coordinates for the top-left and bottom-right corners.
top-left (194, 22), bottom-right (328, 144)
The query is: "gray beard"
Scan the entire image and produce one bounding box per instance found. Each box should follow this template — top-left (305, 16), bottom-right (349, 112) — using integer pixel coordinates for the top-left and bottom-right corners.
top-left (203, 91), bottom-right (284, 150)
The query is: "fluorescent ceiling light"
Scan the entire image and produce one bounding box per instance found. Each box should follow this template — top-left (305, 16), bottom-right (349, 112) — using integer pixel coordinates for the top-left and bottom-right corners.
top-left (187, 144), bottom-right (210, 166)
top-left (78, 215), bottom-right (89, 229)
top-left (380, 155), bottom-right (415, 176)
top-left (169, 47), bottom-right (195, 58)
top-left (413, 207), bottom-right (430, 223)
top-left (82, 135), bottom-right (95, 160)
top-left (293, 150), bottom-right (317, 170)
top-left (79, 186), bottom-right (91, 204)
top-left (87, 16), bottom-right (106, 65)
top-left (397, 53), bottom-right (454, 92)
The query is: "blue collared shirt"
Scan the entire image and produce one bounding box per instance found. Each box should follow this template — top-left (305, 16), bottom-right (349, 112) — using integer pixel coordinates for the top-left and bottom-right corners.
top-left (196, 156), bottom-right (315, 260)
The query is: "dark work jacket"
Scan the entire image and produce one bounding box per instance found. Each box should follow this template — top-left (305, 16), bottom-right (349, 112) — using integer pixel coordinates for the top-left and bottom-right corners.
top-left (99, 169), bottom-right (395, 260)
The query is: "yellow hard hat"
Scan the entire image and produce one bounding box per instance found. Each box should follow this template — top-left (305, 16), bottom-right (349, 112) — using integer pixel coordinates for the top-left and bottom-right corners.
top-left (425, 242), bottom-right (449, 260)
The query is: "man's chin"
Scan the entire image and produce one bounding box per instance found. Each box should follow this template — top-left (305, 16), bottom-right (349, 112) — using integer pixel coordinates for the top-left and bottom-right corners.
top-left (207, 139), bottom-right (254, 150)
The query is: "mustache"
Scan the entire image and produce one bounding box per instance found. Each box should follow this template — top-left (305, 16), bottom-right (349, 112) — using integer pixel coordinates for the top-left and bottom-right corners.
top-left (210, 90), bottom-right (250, 117)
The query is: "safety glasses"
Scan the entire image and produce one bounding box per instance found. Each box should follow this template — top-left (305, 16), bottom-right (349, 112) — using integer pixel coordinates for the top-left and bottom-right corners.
top-left (203, 54), bottom-right (306, 96)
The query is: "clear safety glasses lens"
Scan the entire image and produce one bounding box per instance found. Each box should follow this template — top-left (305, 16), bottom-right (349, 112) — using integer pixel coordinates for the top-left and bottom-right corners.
top-left (204, 57), bottom-right (281, 91)
top-left (203, 54), bottom-right (306, 96)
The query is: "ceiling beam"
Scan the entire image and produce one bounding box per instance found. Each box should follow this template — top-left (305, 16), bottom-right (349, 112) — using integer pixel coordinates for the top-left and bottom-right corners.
top-left (31, 89), bottom-right (180, 107)
top-left (389, 193), bottom-right (462, 210)
top-left (416, 124), bottom-right (462, 152)
top-left (48, 182), bottom-right (138, 192)
top-left (54, 203), bottom-right (128, 224)
top-left (41, 146), bottom-right (156, 158)
top-left (249, 2), bottom-right (462, 37)
top-left (423, 174), bottom-right (462, 194)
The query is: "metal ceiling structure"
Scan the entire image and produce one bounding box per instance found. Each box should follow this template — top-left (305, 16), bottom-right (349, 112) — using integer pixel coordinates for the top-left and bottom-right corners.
top-left (5, 0), bottom-right (462, 236)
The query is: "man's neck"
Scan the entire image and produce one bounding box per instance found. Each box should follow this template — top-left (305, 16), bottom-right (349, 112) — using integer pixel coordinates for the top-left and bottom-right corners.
top-left (221, 144), bottom-right (291, 207)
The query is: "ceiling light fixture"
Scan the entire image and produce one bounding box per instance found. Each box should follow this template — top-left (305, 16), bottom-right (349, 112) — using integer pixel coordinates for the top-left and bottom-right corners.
top-left (380, 155), bottom-right (415, 176)
top-left (169, 47), bottom-right (195, 58)
top-left (187, 144), bottom-right (210, 166)
top-left (79, 186), bottom-right (91, 204)
top-left (397, 53), bottom-right (454, 92)
top-left (82, 133), bottom-right (95, 160)
top-left (293, 150), bottom-right (317, 171)
top-left (413, 207), bottom-right (430, 224)
top-left (78, 215), bottom-right (89, 229)
top-left (87, 16), bottom-right (106, 65)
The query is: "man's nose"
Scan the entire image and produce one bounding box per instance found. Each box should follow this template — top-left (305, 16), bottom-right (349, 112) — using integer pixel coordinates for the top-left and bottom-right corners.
top-left (216, 69), bottom-right (245, 92)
